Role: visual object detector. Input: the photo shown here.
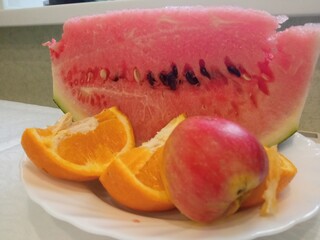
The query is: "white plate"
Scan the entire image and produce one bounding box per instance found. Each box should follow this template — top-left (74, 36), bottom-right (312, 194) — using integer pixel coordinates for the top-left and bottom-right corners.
top-left (21, 133), bottom-right (320, 240)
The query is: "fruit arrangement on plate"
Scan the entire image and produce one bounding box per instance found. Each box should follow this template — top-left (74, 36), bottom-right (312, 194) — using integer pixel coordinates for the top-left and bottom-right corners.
top-left (22, 6), bottom-right (319, 224)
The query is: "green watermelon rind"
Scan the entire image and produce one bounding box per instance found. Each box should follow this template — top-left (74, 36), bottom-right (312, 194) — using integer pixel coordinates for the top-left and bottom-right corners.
top-left (267, 127), bottom-right (297, 146)
top-left (53, 98), bottom-right (67, 114)
top-left (53, 80), bottom-right (87, 121)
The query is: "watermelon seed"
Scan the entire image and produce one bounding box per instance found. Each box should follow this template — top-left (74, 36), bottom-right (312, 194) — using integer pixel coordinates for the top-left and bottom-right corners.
top-left (241, 73), bottom-right (251, 81)
top-left (238, 65), bottom-right (251, 81)
top-left (167, 74), bottom-right (178, 90)
top-left (199, 59), bottom-right (211, 79)
top-left (99, 69), bottom-right (108, 80)
top-left (158, 64), bottom-right (180, 90)
top-left (147, 71), bottom-right (156, 86)
top-left (224, 56), bottom-right (241, 78)
top-left (226, 65), bottom-right (241, 77)
top-left (133, 67), bottom-right (141, 84)
top-left (184, 63), bottom-right (199, 85)
top-left (171, 63), bottom-right (178, 78)
top-left (113, 75), bottom-right (120, 82)
top-left (185, 70), bottom-right (200, 86)
top-left (159, 72), bottom-right (168, 86)
top-left (159, 71), bottom-right (178, 90)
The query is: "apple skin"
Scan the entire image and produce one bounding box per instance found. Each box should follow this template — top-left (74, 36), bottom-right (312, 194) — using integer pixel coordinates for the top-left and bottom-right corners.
top-left (162, 116), bottom-right (268, 223)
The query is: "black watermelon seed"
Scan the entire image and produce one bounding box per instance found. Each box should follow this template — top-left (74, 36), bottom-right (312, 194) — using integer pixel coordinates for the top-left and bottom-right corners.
top-left (159, 72), bottom-right (169, 86)
top-left (185, 71), bottom-right (200, 85)
top-left (227, 65), bottom-right (241, 77)
top-left (159, 71), bottom-right (177, 90)
top-left (112, 75), bottom-right (119, 81)
top-left (147, 71), bottom-right (156, 86)
top-left (166, 72), bottom-right (178, 90)
top-left (171, 64), bottom-right (178, 78)
top-left (199, 59), bottom-right (211, 79)
top-left (224, 57), bottom-right (241, 78)
top-left (200, 67), bottom-right (211, 79)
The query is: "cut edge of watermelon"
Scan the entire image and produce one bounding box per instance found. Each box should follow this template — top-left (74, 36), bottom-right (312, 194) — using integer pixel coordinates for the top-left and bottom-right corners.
top-left (264, 126), bottom-right (297, 147)
top-left (54, 94), bottom-right (84, 120)
top-left (53, 98), bottom-right (67, 114)
top-left (53, 75), bottom-right (88, 120)
top-left (259, 104), bottom-right (303, 146)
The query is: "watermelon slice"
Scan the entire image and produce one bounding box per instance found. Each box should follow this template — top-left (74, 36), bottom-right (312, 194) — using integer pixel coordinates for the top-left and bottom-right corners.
top-left (45, 7), bottom-right (320, 146)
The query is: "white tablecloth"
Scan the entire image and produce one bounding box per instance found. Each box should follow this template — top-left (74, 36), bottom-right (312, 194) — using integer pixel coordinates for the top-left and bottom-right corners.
top-left (1, 100), bottom-right (319, 240)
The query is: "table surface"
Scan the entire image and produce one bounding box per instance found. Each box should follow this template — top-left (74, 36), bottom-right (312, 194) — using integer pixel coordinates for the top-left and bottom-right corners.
top-left (1, 100), bottom-right (319, 240)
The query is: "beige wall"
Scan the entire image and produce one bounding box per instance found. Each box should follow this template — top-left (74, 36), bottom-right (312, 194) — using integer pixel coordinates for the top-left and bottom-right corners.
top-left (0, 25), bottom-right (62, 108)
top-left (0, 18), bottom-right (319, 133)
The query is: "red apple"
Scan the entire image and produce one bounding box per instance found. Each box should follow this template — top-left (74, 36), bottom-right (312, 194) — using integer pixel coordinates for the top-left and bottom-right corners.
top-left (162, 116), bottom-right (268, 223)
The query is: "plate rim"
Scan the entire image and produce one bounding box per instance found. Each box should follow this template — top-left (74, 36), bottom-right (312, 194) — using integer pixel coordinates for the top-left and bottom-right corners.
top-left (20, 133), bottom-right (320, 240)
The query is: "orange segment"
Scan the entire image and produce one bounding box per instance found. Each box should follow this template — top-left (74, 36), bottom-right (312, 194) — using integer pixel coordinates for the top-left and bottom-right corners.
top-left (101, 146), bottom-right (172, 211)
top-left (259, 146), bottom-right (286, 215)
top-left (240, 146), bottom-right (297, 210)
top-left (99, 114), bottom-right (186, 212)
top-left (136, 147), bottom-right (165, 191)
top-left (21, 107), bottom-right (135, 181)
top-left (277, 153), bottom-right (298, 192)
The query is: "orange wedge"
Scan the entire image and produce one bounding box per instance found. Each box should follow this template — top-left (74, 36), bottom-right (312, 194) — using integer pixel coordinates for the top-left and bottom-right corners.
top-left (21, 107), bottom-right (135, 181)
top-left (240, 146), bottom-right (297, 211)
top-left (99, 114), bottom-right (186, 212)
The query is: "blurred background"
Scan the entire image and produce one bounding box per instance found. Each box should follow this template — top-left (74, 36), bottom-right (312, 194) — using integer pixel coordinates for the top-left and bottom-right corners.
top-left (0, 0), bottom-right (319, 134)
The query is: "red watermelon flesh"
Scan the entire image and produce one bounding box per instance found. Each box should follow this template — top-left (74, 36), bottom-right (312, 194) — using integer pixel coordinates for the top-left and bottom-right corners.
top-left (46, 7), bottom-right (320, 146)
